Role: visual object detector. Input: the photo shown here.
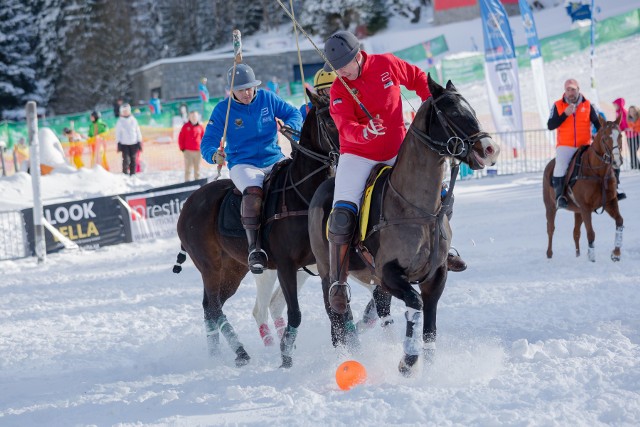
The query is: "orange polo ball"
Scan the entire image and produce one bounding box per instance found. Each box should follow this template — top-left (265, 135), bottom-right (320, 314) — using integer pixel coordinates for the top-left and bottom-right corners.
top-left (335, 360), bottom-right (367, 390)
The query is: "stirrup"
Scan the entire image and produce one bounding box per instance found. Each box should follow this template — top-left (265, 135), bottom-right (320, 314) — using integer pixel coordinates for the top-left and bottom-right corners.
top-left (556, 196), bottom-right (568, 209)
top-left (617, 192), bottom-right (626, 201)
top-left (328, 281), bottom-right (351, 314)
top-left (248, 248), bottom-right (267, 274)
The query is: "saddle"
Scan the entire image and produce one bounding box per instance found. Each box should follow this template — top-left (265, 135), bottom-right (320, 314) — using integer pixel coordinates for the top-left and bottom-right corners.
top-left (564, 145), bottom-right (590, 190)
top-left (217, 159), bottom-right (293, 241)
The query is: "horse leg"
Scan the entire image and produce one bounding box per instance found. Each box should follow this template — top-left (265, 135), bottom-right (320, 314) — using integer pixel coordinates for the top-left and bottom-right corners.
top-left (421, 266), bottom-right (447, 366)
top-left (277, 265), bottom-right (304, 368)
top-left (573, 213), bottom-right (583, 257)
top-left (321, 274), bottom-right (355, 349)
top-left (252, 269), bottom-right (277, 347)
top-left (356, 284), bottom-right (393, 334)
top-left (202, 261), bottom-right (251, 367)
top-left (269, 269), bottom-right (309, 339)
top-left (545, 204), bottom-right (556, 259)
top-left (582, 211), bottom-right (596, 262)
top-left (381, 261), bottom-right (424, 377)
top-left (604, 200), bottom-right (624, 261)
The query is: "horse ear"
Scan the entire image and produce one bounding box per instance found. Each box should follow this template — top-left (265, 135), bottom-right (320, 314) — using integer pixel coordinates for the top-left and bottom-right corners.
top-left (599, 113), bottom-right (607, 128)
top-left (306, 87), bottom-right (318, 108)
top-left (614, 113), bottom-right (621, 126)
top-left (445, 80), bottom-right (457, 91)
top-left (427, 73), bottom-right (443, 98)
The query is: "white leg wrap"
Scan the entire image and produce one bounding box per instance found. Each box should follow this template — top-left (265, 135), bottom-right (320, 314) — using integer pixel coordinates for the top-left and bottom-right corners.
top-left (615, 226), bottom-right (623, 248)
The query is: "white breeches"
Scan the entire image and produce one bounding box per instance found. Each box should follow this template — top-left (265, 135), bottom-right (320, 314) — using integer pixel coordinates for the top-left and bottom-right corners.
top-left (553, 146), bottom-right (578, 177)
top-left (229, 163), bottom-right (276, 192)
top-left (332, 153), bottom-right (396, 209)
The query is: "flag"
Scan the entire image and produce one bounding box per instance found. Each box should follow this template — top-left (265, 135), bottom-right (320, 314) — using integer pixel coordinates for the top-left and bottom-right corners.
top-left (519, 0), bottom-right (550, 128)
top-left (479, 0), bottom-right (524, 140)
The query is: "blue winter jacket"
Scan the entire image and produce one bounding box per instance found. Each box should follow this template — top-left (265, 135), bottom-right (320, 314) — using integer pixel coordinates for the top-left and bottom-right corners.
top-left (201, 89), bottom-right (302, 170)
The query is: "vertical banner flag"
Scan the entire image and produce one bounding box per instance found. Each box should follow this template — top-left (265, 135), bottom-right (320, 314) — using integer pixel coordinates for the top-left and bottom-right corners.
top-left (589, 0), bottom-right (600, 110)
top-left (519, 0), bottom-right (550, 128)
top-left (479, 0), bottom-right (524, 147)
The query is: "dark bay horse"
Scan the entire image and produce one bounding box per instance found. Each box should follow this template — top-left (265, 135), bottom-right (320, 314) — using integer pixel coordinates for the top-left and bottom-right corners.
top-left (543, 116), bottom-right (624, 262)
top-left (308, 76), bottom-right (500, 376)
top-left (174, 90), bottom-right (339, 367)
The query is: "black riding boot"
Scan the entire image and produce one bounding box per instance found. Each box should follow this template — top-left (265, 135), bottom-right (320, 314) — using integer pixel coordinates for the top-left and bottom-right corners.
top-left (441, 184), bottom-right (467, 272)
top-left (552, 176), bottom-right (568, 209)
top-left (241, 186), bottom-right (267, 274)
top-left (328, 201), bottom-right (357, 314)
top-left (614, 168), bottom-right (626, 201)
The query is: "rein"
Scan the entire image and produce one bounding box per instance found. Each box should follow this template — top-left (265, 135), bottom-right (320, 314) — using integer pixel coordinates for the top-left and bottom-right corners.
top-left (264, 106), bottom-right (339, 225)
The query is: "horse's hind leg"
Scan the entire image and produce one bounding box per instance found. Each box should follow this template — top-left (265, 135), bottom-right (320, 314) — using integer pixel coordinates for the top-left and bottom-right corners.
top-left (582, 211), bottom-right (596, 262)
top-left (252, 269), bottom-right (277, 347)
top-left (604, 200), bottom-right (624, 261)
top-left (545, 205), bottom-right (557, 259)
top-left (573, 213), bottom-right (583, 257)
top-left (202, 260), bottom-right (251, 367)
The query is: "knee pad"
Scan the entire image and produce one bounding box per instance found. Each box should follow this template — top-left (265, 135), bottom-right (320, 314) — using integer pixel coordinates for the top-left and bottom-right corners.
top-left (241, 186), bottom-right (263, 228)
top-left (328, 201), bottom-right (357, 244)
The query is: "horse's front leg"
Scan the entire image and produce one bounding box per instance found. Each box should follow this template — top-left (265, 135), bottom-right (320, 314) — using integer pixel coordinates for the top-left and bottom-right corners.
top-left (421, 265), bottom-right (447, 366)
top-left (321, 275), bottom-right (357, 350)
top-left (381, 262), bottom-right (424, 377)
top-left (582, 211), bottom-right (596, 262)
top-left (545, 205), bottom-right (556, 259)
top-left (277, 265), bottom-right (302, 368)
top-left (573, 213), bottom-right (583, 257)
top-left (604, 200), bottom-right (624, 261)
top-left (252, 269), bottom-right (278, 347)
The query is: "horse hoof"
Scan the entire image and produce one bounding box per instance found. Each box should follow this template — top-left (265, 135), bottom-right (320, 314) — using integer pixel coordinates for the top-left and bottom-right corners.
top-left (611, 253), bottom-right (620, 262)
top-left (235, 348), bottom-right (251, 367)
top-left (398, 354), bottom-right (419, 377)
top-left (280, 355), bottom-right (293, 369)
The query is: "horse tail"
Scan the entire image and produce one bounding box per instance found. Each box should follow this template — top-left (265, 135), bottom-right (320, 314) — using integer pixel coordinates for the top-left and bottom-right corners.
top-left (173, 246), bottom-right (188, 274)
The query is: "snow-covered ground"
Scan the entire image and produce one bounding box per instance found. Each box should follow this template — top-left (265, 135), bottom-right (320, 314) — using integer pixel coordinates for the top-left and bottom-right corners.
top-left (1, 169), bottom-right (639, 426)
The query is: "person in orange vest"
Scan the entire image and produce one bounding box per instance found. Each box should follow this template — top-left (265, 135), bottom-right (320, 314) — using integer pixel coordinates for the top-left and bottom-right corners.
top-left (547, 78), bottom-right (611, 209)
top-left (63, 127), bottom-right (86, 169)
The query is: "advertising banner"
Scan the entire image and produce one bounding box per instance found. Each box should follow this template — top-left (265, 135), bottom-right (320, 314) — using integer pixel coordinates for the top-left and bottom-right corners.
top-left (519, 0), bottom-right (550, 128)
top-left (120, 179), bottom-right (207, 242)
top-left (22, 195), bottom-right (126, 254)
top-left (479, 0), bottom-right (524, 136)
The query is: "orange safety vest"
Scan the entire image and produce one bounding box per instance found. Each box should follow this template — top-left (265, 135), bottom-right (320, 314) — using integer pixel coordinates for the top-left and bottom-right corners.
top-left (555, 98), bottom-right (592, 148)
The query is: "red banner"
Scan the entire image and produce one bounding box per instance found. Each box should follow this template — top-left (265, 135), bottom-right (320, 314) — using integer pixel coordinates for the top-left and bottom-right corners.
top-left (434, 0), bottom-right (477, 11)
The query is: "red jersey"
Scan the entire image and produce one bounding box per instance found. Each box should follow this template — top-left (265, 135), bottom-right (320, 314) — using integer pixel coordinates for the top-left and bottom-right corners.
top-left (178, 121), bottom-right (204, 151)
top-left (329, 51), bottom-right (431, 161)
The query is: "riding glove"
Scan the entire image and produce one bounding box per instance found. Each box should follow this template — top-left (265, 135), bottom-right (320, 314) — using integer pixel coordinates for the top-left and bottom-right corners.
top-left (213, 149), bottom-right (226, 165)
top-left (363, 117), bottom-right (386, 140)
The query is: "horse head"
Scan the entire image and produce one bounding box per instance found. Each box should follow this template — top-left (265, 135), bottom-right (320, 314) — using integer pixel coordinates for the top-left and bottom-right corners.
top-left (594, 115), bottom-right (623, 169)
top-left (411, 74), bottom-right (500, 170)
top-left (296, 88), bottom-right (339, 167)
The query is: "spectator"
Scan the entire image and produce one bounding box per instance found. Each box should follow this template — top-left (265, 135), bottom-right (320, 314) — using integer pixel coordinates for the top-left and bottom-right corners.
top-left (63, 126), bottom-right (85, 169)
top-left (149, 92), bottom-right (162, 115)
top-left (266, 76), bottom-right (280, 95)
top-left (115, 103), bottom-right (143, 176)
top-left (300, 69), bottom-right (337, 121)
top-left (613, 98), bottom-right (629, 131)
top-left (199, 77), bottom-right (209, 103)
top-left (626, 105), bottom-right (640, 169)
top-left (113, 98), bottom-right (123, 118)
top-left (88, 111), bottom-right (109, 170)
top-left (178, 111), bottom-right (204, 181)
top-left (200, 63), bottom-right (302, 274)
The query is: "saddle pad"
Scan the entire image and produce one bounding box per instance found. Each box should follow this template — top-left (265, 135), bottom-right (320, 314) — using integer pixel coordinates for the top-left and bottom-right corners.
top-left (359, 165), bottom-right (392, 241)
top-left (218, 190), bottom-right (245, 238)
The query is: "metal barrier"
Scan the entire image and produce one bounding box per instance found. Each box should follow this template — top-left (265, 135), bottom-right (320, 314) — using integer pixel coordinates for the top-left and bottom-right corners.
top-left (0, 210), bottom-right (29, 261)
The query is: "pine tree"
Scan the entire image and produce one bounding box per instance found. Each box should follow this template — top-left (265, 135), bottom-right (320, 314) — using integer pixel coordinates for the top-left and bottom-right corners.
top-left (0, 0), bottom-right (41, 120)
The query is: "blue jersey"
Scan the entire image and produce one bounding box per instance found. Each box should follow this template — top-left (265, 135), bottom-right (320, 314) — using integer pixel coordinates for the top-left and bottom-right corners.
top-left (201, 89), bottom-right (302, 170)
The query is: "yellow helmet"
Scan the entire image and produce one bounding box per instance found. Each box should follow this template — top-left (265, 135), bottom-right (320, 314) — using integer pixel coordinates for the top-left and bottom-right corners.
top-left (313, 69), bottom-right (337, 91)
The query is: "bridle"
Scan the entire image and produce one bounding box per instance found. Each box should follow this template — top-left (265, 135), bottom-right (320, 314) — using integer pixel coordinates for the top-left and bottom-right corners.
top-left (590, 122), bottom-right (621, 168)
top-left (408, 92), bottom-right (489, 160)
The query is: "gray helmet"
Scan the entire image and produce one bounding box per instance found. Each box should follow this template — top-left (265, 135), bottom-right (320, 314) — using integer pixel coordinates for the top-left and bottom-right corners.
top-left (227, 63), bottom-right (262, 90)
top-left (323, 30), bottom-right (360, 72)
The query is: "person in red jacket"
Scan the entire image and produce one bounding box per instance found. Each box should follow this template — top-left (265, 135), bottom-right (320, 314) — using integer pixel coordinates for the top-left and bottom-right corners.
top-left (322, 30), bottom-right (465, 314)
top-left (178, 111), bottom-right (204, 181)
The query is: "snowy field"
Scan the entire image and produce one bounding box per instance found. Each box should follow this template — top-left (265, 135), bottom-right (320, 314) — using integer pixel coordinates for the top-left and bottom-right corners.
top-left (1, 169), bottom-right (639, 426)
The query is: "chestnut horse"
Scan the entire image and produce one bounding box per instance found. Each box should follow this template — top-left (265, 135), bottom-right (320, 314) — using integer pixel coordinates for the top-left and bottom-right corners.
top-left (543, 116), bottom-right (624, 262)
top-left (307, 76), bottom-right (501, 376)
top-left (173, 90), bottom-right (339, 367)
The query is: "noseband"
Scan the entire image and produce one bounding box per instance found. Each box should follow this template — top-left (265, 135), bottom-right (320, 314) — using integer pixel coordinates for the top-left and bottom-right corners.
top-left (408, 93), bottom-right (489, 159)
top-left (591, 124), bottom-right (620, 167)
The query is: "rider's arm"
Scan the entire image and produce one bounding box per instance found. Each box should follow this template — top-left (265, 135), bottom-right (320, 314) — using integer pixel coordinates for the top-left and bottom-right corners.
top-left (590, 105), bottom-right (602, 132)
top-left (272, 92), bottom-right (303, 131)
top-left (547, 104), bottom-right (567, 130)
top-left (390, 54), bottom-right (432, 102)
top-left (200, 104), bottom-right (225, 164)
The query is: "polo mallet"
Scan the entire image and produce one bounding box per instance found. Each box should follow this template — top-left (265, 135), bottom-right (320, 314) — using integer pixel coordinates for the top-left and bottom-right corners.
top-left (216, 29), bottom-right (243, 180)
top-left (275, 0), bottom-right (373, 121)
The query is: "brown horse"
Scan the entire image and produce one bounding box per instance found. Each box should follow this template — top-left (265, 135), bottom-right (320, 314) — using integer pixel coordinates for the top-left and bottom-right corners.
top-left (308, 76), bottom-right (501, 376)
top-left (543, 116), bottom-right (624, 262)
top-left (173, 89), bottom-right (339, 367)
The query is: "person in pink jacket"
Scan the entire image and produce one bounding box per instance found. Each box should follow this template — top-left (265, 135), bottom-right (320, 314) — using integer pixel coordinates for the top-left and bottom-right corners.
top-left (178, 111), bottom-right (204, 181)
top-left (612, 98), bottom-right (628, 199)
top-left (322, 30), bottom-right (465, 314)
